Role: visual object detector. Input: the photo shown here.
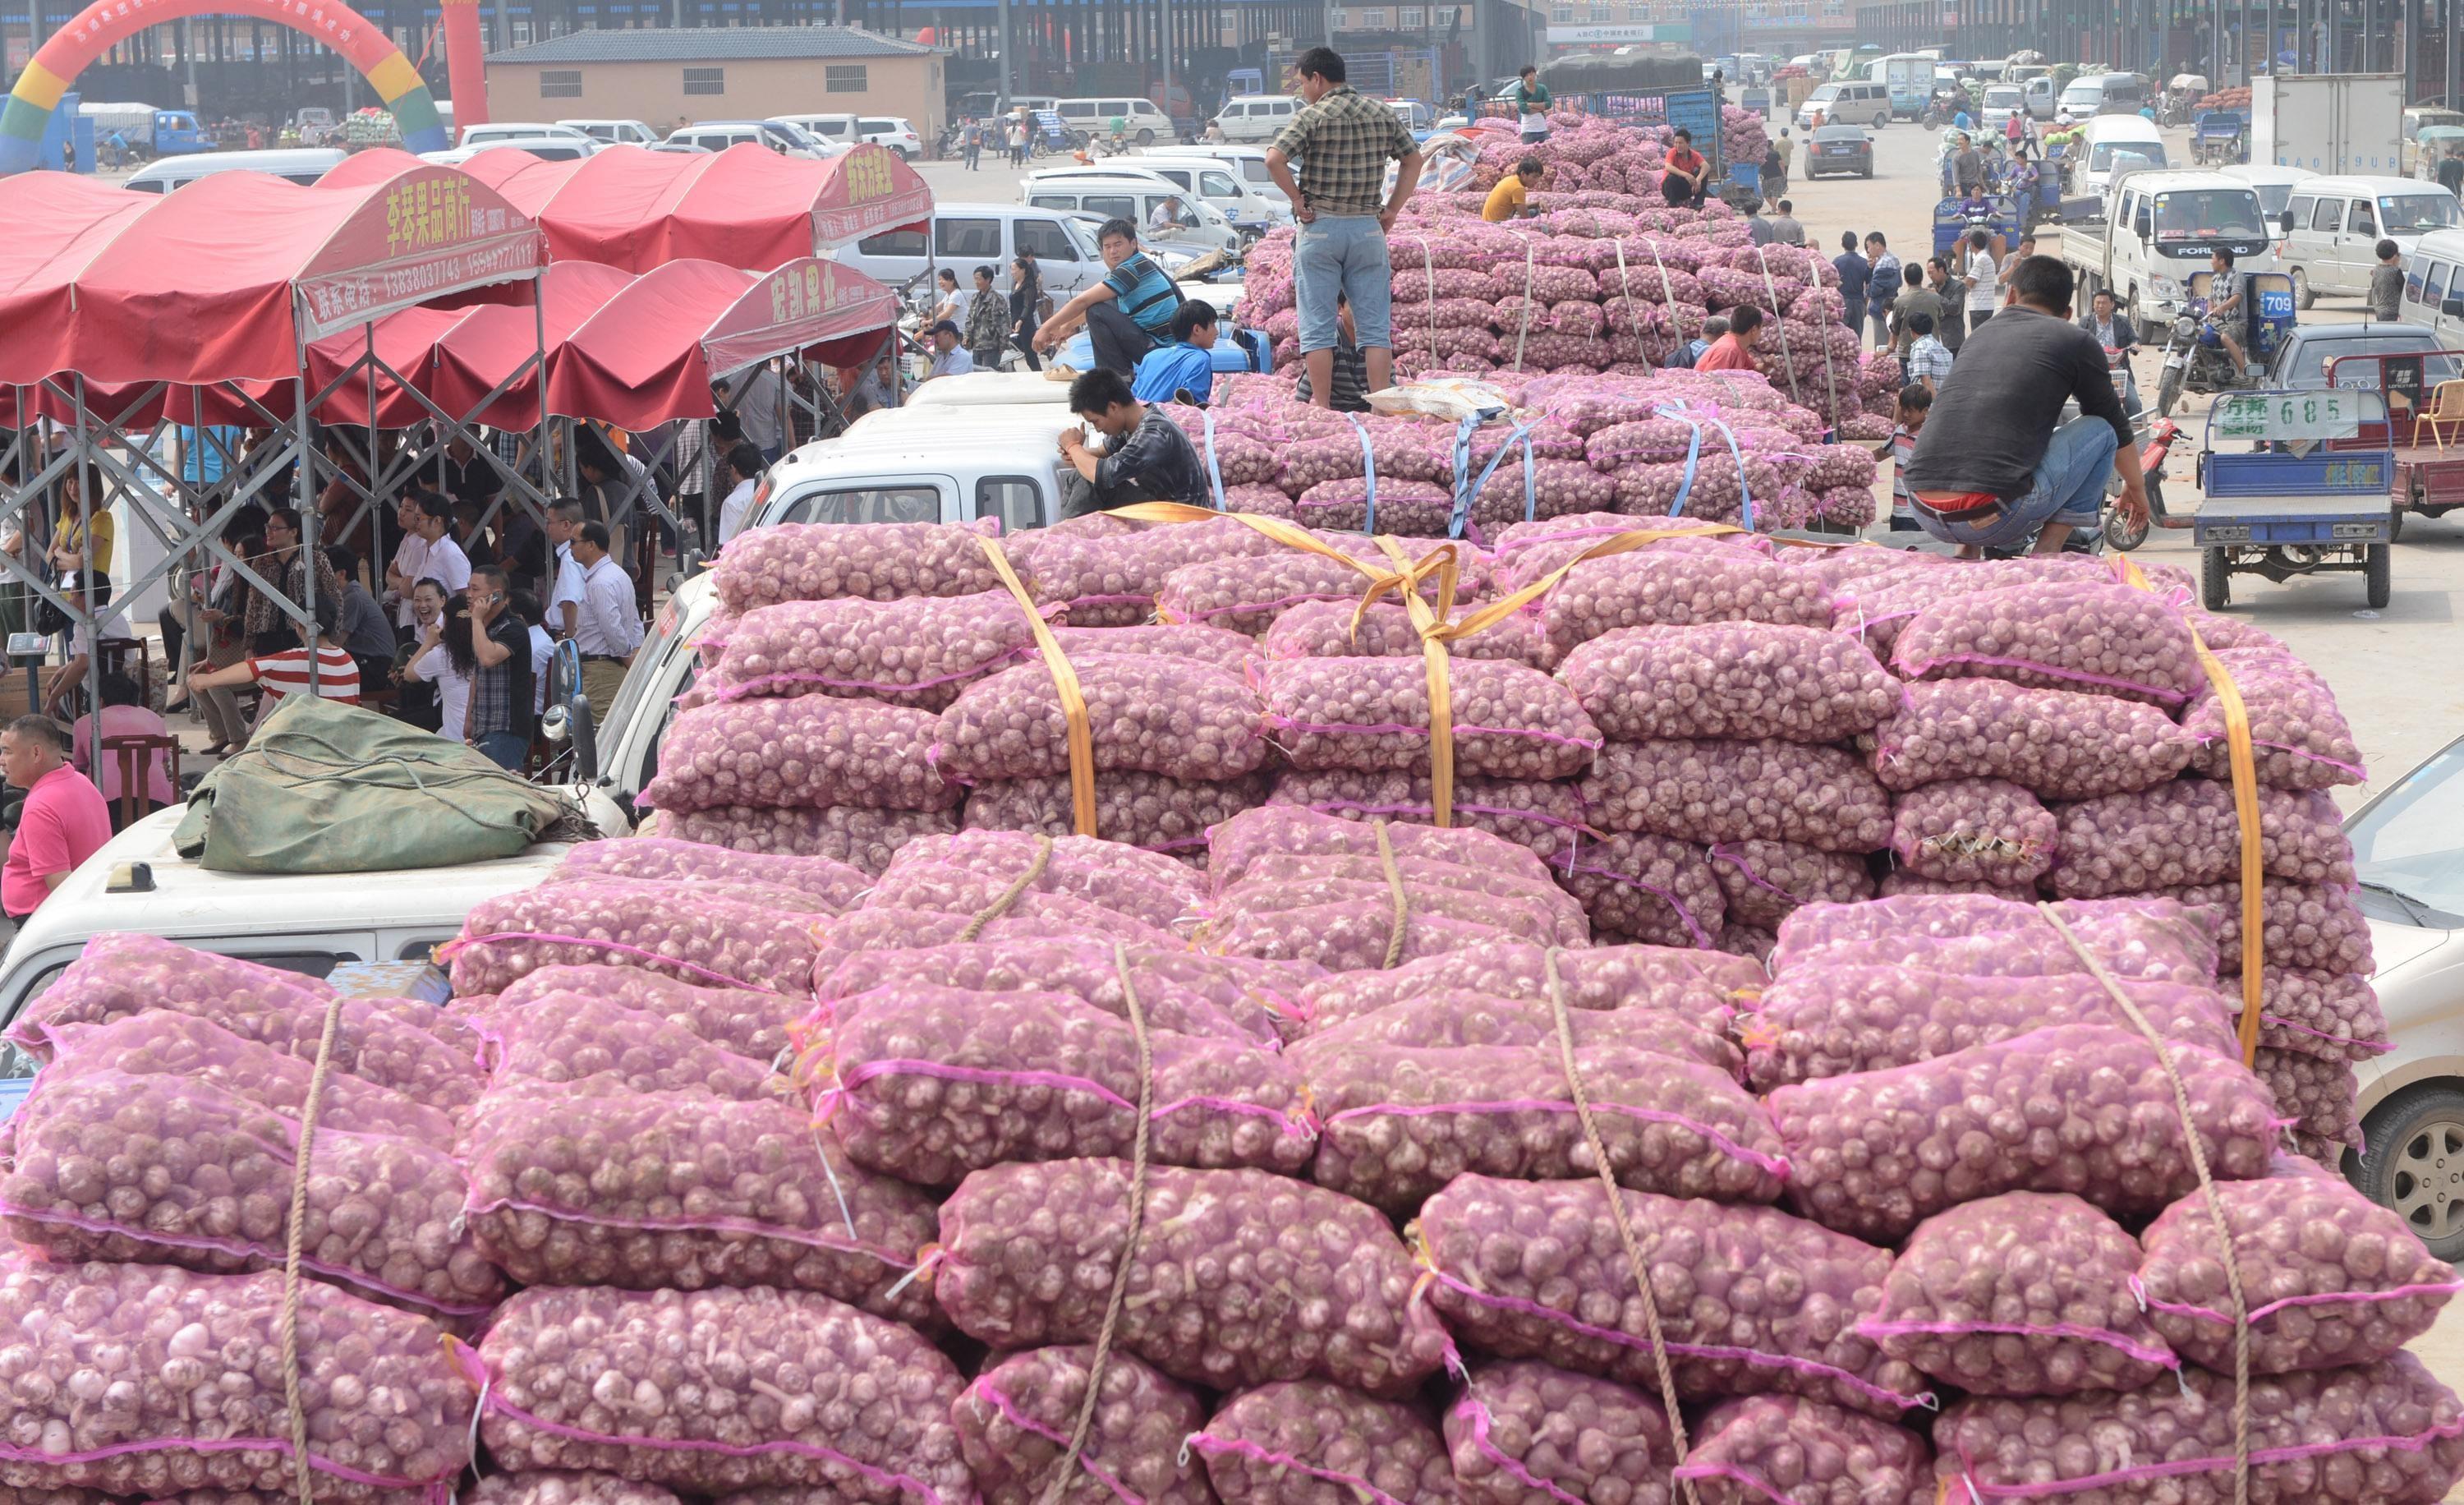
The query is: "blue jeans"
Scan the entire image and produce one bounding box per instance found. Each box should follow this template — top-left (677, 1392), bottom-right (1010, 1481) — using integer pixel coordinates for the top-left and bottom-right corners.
top-left (476, 729), bottom-right (529, 771)
top-left (1294, 214), bottom-right (1393, 353)
top-left (1921, 416), bottom-right (2117, 552)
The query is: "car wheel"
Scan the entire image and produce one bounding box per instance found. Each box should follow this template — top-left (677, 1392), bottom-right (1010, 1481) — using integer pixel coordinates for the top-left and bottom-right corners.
top-left (2358, 1084), bottom-right (2464, 1261)
top-left (2200, 545), bottom-right (2229, 610)
top-left (2292, 266), bottom-right (2314, 310)
top-left (1861, 164), bottom-right (1873, 177)
top-left (1136, 128), bottom-right (1156, 145)
top-left (2366, 541), bottom-right (2393, 607)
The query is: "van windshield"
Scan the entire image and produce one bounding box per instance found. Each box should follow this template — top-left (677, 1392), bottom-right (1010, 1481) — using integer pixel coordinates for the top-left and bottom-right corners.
top-left (1235, 159), bottom-right (1272, 184)
top-left (2380, 193), bottom-right (2462, 235)
top-left (2062, 85), bottom-right (2102, 107)
top-left (1985, 86), bottom-right (2022, 108)
top-left (2089, 138), bottom-right (2168, 170)
top-left (2152, 187), bottom-right (2265, 237)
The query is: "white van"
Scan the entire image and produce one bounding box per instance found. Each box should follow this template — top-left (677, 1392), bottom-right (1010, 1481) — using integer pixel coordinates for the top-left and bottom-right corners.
top-left (2281, 174), bottom-right (2464, 306)
top-left (1056, 96), bottom-right (1175, 146)
top-left (2080, 115), bottom-right (2169, 196)
top-left (1212, 94), bottom-right (1299, 143)
top-left (461, 120), bottom-right (593, 148)
top-left (125, 147), bottom-right (347, 191)
top-left (666, 118), bottom-right (834, 158)
top-left (2059, 71), bottom-right (2146, 124)
top-left (1021, 168), bottom-right (1243, 251)
top-left (833, 203), bottom-right (1119, 299)
top-left (1796, 80), bottom-right (1890, 129)
top-left (423, 136), bottom-right (598, 165)
top-left (1107, 154), bottom-right (1289, 229)
top-left (1175, 144), bottom-right (1292, 210)
top-left (2399, 228), bottom-right (2464, 342)
top-left (773, 113), bottom-right (924, 159)
top-left (558, 117), bottom-right (660, 146)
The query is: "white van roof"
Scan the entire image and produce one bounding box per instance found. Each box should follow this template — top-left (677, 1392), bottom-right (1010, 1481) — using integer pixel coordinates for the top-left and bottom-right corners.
top-left (2408, 228), bottom-right (2464, 258)
top-left (2085, 115), bottom-right (2164, 141)
top-left (833, 405), bottom-right (1078, 444)
top-left (126, 148), bottom-right (347, 187)
top-left (0, 805), bottom-right (574, 978)
top-left (2298, 173), bottom-right (2447, 195)
top-left (899, 371), bottom-right (1074, 409)
top-left (2219, 163), bottom-right (2319, 186)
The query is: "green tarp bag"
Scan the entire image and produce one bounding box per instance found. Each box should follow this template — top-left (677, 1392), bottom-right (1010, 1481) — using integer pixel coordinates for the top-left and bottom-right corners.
top-left (172, 695), bottom-right (594, 873)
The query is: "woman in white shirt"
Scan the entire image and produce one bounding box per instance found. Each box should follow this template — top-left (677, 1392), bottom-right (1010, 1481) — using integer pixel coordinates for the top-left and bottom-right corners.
top-left (931, 268), bottom-right (972, 326)
top-left (1963, 228), bottom-right (2003, 334)
top-left (406, 585), bottom-right (474, 742)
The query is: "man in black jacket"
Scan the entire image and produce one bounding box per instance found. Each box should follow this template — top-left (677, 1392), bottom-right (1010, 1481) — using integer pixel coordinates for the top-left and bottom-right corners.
top-left (1903, 255), bottom-right (2149, 555)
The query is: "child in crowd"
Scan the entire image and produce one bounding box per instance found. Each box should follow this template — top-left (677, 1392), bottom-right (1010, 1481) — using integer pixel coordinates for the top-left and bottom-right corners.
top-left (1886, 383), bottom-right (1933, 536)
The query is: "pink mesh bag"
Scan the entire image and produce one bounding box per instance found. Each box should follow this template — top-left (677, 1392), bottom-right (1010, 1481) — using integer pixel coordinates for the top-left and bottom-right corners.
top-left (2184, 647), bottom-right (2365, 789)
top-left (2246, 966), bottom-right (2388, 1063)
top-left (815, 983), bottom-right (1315, 1185)
top-left (1891, 581), bottom-right (2204, 706)
top-left (1557, 831), bottom-right (1726, 947)
top-left (1302, 1040), bottom-right (1785, 1211)
top-left (960, 771), bottom-right (1269, 858)
top-left (447, 881), bottom-right (821, 995)
top-left (706, 592), bottom-right (1040, 710)
top-left (934, 1160), bottom-right (1451, 1397)
top-left (466, 991), bottom-right (779, 1100)
top-left (459, 1088), bottom-right (937, 1321)
top-left (1770, 895), bottom-right (2223, 988)
top-left (1888, 778), bottom-right (2056, 887)
top-left (1031, 517), bottom-right (1287, 626)
top-left (1265, 770), bottom-right (1590, 868)
top-left (2135, 1158), bottom-right (2462, 1374)
top-left (1581, 738), bottom-right (1892, 853)
top-left (1863, 678), bottom-right (2198, 799)
top-left (1261, 600), bottom-right (1547, 667)
top-left (1191, 1382), bottom-right (1455, 1505)
top-left (1768, 1024), bottom-right (2280, 1243)
top-left (1930, 1353), bottom-right (2464, 1504)
top-left (1541, 550), bottom-right (1835, 658)
top-left (31, 1012), bottom-right (455, 1145)
top-left (1415, 1176), bottom-right (1928, 1417)
top-left (0, 1070), bottom-right (503, 1316)
top-left (1301, 940), bottom-right (1758, 1033)
top-left (1706, 840), bottom-right (1874, 932)
top-left (488, 964), bottom-right (805, 1062)
top-left (1156, 546), bottom-right (1467, 634)
top-left (954, 1346), bottom-right (1213, 1505)
top-left (2168, 879), bottom-right (2374, 976)
top-left (1556, 622), bottom-right (1897, 743)
top-left (1050, 622), bottom-right (1262, 673)
top-left (471, 1285), bottom-right (974, 1501)
top-left (817, 940), bottom-right (1297, 1046)
top-left (465, 1474), bottom-right (685, 1505)
top-left (1674, 1397), bottom-right (1931, 1505)
top-left (876, 830), bottom-right (1208, 931)
top-left (3, 933), bottom-right (480, 1114)
top-left (0, 1258), bottom-right (474, 1503)
top-left (1207, 805), bottom-right (1563, 888)
top-left (2050, 783), bottom-right (2356, 897)
top-left (641, 697), bottom-right (958, 813)
top-left (1217, 848), bottom-right (1588, 943)
top-left (932, 651), bottom-right (1269, 782)
top-left (1289, 989), bottom-right (1740, 1076)
top-left (650, 803), bottom-right (958, 872)
top-left (550, 839), bottom-right (871, 909)
top-left (711, 518), bottom-right (1001, 612)
top-left (1444, 1360), bottom-right (1674, 1505)
top-left (1262, 657), bottom-right (1603, 780)
top-left (1858, 1191), bottom-right (2176, 1396)
top-left (806, 909), bottom-right (1191, 985)
top-left (1739, 965), bottom-right (2238, 1092)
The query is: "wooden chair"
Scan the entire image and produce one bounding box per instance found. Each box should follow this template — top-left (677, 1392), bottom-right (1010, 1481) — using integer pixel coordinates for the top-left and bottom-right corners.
top-left (94, 635), bottom-right (152, 706)
top-left (2415, 380), bottom-right (2464, 451)
top-left (99, 732), bottom-right (179, 832)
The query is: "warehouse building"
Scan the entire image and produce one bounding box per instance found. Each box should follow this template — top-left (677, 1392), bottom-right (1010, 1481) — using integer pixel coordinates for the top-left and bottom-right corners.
top-left (483, 25), bottom-right (945, 146)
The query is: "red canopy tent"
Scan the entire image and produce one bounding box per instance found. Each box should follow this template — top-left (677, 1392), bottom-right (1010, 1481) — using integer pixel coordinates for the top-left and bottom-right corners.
top-left (323, 142), bottom-right (933, 271)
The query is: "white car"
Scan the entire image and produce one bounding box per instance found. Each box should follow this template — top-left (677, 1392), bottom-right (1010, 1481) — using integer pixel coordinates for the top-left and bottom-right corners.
top-left (668, 119), bottom-right (835, 159)
top-left (772, 113), bottom-right (922, 159)
top-left (558, 117), bottom-right (660, 146)
top-left (460, 120), bottom-right (594, 148)
top-left (422, 136), bottom-right (599, 165)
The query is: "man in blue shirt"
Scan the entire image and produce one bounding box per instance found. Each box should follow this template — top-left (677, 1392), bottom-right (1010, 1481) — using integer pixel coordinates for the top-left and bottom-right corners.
top-left (1133, 301), bottom-right (1228, 405)
top-left (1832, 231), bottom-right (1872, 344)
top-left (1033, 219), bottom-right (1185, 376)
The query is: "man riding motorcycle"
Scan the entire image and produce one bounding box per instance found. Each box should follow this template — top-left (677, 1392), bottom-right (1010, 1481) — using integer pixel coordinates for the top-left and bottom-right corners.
top-left (2203, 246), bottom-right (2250, 380)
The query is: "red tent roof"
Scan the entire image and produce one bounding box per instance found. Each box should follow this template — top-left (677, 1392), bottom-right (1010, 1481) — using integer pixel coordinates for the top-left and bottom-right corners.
top-left (0, 159), bottom-right (542, 387)
top-left (326, 142), bottom-right (932, 269)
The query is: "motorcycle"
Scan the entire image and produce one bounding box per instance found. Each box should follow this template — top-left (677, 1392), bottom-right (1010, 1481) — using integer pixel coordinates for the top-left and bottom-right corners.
top-left (2154, 295), bottom-right (2258, 417)
top-left (2102, 417), bottom-right (2182, 551)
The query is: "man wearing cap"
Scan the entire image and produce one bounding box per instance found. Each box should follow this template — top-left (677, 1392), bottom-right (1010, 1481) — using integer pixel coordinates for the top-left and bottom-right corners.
top-left (922, 320), bottom-right (976, 384)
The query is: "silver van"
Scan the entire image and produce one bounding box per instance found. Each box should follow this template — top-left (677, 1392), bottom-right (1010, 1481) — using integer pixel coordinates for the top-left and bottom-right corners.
top-left (832, 202), bottom-right (1117, 299)
top-left (1795, 80), bottom-right (1889, 129)
top-left (1021, 168), bottom-right (1243, 251)
top-left (1055, 96), bottom-right (1174, 145)
top-left (126, 147), bottom-right (347, 191)
top-left (1213, 94), bottom-right (1299, 143)
top-left (2398, 228), bottom-right (2464, 343)
top-left (2058, 72), bottom-right (2146, 123)
top-left (2281, 174), bottom-right (2464, 306)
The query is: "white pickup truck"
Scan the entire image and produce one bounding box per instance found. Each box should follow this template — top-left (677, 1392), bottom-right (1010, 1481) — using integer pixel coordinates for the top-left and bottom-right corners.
top-left (2049, 169), bottom-right (2284, 342)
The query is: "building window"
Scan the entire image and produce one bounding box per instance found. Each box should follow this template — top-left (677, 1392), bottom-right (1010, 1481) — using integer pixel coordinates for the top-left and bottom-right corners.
top-left (683, 66), bottom-right (724, 94)
top-left (510, 19), bottom-right (534, 44)
top-left (826, 63), bottom-right (867, 91)
top-left (539, 68), bottom-right (582, 97)
top-left (1400, 5), bottom-right (1423, 24)
top-left (1358, 7), bottom-right (1386, 25)
top-left (1331, 7), bottom-right (1348, 25)
top-left (1551, 3), bottom-right (1572, 18)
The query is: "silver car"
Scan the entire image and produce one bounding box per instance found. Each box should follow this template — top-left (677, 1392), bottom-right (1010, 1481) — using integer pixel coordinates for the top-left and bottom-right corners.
top-left (2348, 735), bottom-right (2464, 1259)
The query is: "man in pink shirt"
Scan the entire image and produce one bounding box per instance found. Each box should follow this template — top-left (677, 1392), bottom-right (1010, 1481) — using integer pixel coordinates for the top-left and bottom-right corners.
top-left (69, 672), bottom-right (177, 822)
top-left (2, 714), bottom-right (112, 922)
top-left (1694, 304), bottom-right (1764, 373)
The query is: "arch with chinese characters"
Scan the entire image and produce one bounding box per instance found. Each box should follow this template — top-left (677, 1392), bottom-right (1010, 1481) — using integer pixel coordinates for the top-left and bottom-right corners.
top-left (0, 0), bottom-right (448, 176)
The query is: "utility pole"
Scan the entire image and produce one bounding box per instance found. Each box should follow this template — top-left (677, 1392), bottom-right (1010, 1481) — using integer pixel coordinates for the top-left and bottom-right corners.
top-left (995, 0), bottom-right (1010, 106)
top-left (1161, 0), bottom-right (1173, 125)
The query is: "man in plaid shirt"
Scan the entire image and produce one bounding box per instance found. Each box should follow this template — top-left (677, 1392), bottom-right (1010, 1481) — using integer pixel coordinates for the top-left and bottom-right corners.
top-left (1903, 311), bottom-right (1954, 393)
top-left (1266, 48), bottom-right (1424, 409)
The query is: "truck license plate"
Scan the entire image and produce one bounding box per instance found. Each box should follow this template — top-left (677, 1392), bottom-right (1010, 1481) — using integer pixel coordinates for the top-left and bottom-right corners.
top-left (2204, 525), bottom-right (2252, 542)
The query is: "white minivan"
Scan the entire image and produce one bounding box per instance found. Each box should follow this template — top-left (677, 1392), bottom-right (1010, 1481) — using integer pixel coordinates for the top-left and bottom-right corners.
top-left (2080, 115), bottom-right (2169, 196)
top-left (1212, 94), bottom-right (1299, 143)
top-left (1795, 80), bottom-right (1890, 128)
top-left (126, 147), bottom-right (346, 191)
top-left (461, 120), bottom-right (593, 148)
top-left (559, 117), bottom-right (660, 146)
top-left (2280, 175), bottom-right (2464, 306)
top-left (1055, 96), bottom-right (1175, 146)
top-left (774, 113), bottom-right (924, 159)
top-left (832, 203), bottom-right (1120, 299)
top-left (1021, 166), bottom-right (1245, 250)
top-left (1110, 154), bottom-right (1289, 229)
top-left (2059, 71), bottom-right (2147, 123)
top-left (1175, 144), bottom-right (1292, 211)
top-left (2400, 227), bottom-right (2464, 342)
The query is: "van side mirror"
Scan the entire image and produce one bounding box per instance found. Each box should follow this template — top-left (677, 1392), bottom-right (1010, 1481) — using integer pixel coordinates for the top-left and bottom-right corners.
top-left (2279, 209), bottom-right (2295, 233)
top-left (2445, 295), bottom-right (2464, 317)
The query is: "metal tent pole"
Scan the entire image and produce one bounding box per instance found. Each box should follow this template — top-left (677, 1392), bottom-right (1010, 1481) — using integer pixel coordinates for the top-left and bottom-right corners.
top-left (71, 375), bottom-right (99, 731)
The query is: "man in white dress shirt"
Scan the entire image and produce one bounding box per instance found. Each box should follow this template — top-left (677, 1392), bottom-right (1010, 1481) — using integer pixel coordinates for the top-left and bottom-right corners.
top-left (570, 521), bottom-right (644, 725)
top-left (544, 498), bottom-right (588, 638)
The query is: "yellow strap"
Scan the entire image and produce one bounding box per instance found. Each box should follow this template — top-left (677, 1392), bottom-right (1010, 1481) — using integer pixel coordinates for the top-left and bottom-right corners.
top-left (1372, 535), bottom-right (1459, 826)
top-left (2111, 555), bottom-right (2264, 1064)
top-left (974, 535), bottom-right (1096, 836)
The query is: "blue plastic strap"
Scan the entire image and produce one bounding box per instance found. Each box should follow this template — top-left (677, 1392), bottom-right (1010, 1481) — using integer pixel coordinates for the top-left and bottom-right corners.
top-left (1202, 409), bottom-right (1226, 510)
top-left (1705, 414), bottom-right (1758, 532)
top-left (1346, 413), bottom-right (1377, 532)
top-left (1653, 402), bottom-right (1706, 518)
top-left (1455, 416), bottom-right (1539, 537)
top-left (1445, 412), bottom-right (1484, 538)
